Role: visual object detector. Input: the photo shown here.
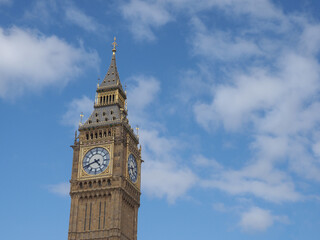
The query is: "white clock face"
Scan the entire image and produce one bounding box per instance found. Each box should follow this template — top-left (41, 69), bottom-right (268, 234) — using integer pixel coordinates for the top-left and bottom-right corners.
top-left (128, 154), bottom-right (138, 182)
top-left (83, 147), bottom-right (110, 175)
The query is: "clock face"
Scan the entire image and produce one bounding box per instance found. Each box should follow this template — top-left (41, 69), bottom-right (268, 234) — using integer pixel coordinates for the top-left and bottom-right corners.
top-left (82, 147), bottom-right (110, 175)
top-left (128, 154), bottom-right (138, 182)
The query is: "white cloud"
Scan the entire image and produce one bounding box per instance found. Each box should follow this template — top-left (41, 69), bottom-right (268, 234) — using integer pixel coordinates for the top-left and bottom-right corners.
top-left (239, 207), bottom-right (273, 232)
top-left (125, 74), bottom-right (196, 203)
top-left (140, 128), bottom-right (197, 203)
top-left (191, 2), bottom-right (320, 205)
top-left (312, 142), bottom-right (320, 157)
top-left (142, 159), bottom-right (197, 203)
top-left (0, 26), bottom-right (98, 99)
top-left (24, 0), bottom-right (58, 24)
top-left (140, 129), bottom-right (179, 158)
top-left (194, 50), bottom-right (320, 184)
top-left (190, 17), bottom-right (261, 61)
top-left (61, 96), bottom-right (93, 129)
top-left (193, 154), bottom-right (223, 170)
top-left (213, 202), bottom-right (227, 212)
top-left (127, 75), bottom-right (160, 125)
top-left (120, 0), bottom-right (172, 41)
top-left (124, 74), bottom-right (194, 203)
top-left (120, 0), bottom-right (285, 41)
top-left (299, 23), bottom-right (320, 55)
top-left (47, 182), bottom-right (70, 197)
top-left (239, 206), bottom-right (289, 232)
top-left (65, 6), bottom-right (101, 33)
top-left (201, 160), bottom-right (302, 203)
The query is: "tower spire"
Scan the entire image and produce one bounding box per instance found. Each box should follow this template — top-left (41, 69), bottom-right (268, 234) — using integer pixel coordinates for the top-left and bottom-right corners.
top-left (112, 36), bottom-right (117, 55)
top-left (99, 37), bottom-right (122, 89)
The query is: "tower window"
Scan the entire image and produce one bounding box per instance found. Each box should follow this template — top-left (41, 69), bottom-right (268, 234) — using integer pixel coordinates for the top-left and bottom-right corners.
top-left (105, 118), bottom-right (108, 121)
top-left (108, 130), bottom-right (111, 136)
top-left (113, 116), bottom-right (116, 120)
top-left (86, 134), bottom-right (89, 140)
top-left (110, 110), bottom-right (113, 115)
top-left (95, 113), bottom-right (98, 117)
top-left (113, 95), bottom-right (115, 102)
top-left (95, 132), bottom-right (98, 138)
top-left (99, 131), bottom-right (102, 138)
top-left (84, 203), bottom-right (87, 231)
top-left (96, 119), bottom-right (99, 123)
top-left (103, 201), bottom-right (106, 229)
top-left (103, 112), bottom-right (106, 116)
top-left (90, 133), bottom-right (93, 139)
top-left (88, 203), bottom-right (92, 230)
top-left (98, 201), bottom-right (102, 230)
top-left (88, 120), bottom-right (92, 124)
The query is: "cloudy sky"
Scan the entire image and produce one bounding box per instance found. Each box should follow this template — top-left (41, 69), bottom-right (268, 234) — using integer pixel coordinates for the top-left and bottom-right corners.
top-left (1, 0), bottom-right (320, 239)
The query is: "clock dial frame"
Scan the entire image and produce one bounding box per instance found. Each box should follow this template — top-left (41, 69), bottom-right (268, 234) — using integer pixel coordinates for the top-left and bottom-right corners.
top-left (128, 154), bottom-right (138, 182)
top-left (82, 147), bottom-right (110, 175)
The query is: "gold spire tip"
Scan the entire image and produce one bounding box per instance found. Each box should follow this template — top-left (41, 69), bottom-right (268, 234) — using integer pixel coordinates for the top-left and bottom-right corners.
top-left (112, 36), bottom-right (117, 54)
top-left (80, 112), bottom-right (84, 124)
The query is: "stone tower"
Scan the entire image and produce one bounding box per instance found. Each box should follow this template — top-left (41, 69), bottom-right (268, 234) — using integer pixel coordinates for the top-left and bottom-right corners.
top-left (68, 39), bottom-right (141, 240)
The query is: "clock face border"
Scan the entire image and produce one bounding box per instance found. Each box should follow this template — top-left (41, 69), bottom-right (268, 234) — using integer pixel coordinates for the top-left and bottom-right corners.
top-left (79, 144), bottom-right (114, 179)
top-left (128, 153), bottom-right (138, 183)
top-left (82, 147), bottom-right (110, 175)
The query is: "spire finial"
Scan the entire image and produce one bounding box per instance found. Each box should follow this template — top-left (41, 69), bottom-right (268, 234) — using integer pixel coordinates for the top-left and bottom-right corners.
top-left (79, 112), bottom-right (84, 125)
top-left (112, 36), bottom-right (117, 54)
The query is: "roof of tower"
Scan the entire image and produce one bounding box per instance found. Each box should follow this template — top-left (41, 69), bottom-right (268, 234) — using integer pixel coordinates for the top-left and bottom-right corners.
top-left (100, 53), bottom-right (120, 87)
top-left (98, 37), bottom-right (124, 91)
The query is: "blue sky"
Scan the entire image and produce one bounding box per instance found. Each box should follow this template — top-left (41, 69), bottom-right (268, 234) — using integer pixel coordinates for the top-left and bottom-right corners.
top-left (1, 0), bottom-right (320, 239)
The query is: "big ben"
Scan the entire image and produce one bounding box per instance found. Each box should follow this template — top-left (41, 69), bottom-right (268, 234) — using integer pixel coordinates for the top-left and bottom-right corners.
top-left (68, 38), bottom-right (142, 240)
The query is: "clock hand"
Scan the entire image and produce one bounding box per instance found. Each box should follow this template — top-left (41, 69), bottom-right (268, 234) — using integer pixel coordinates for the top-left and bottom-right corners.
top-left (83, 160), bottom-right (99, 169)
top-left (83, 161), bottom-right (95, 168)
top-left (94, 159), bottom-right (101, 166)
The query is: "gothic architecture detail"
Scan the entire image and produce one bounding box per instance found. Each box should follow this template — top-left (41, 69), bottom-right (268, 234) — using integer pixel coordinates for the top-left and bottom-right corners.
top-left (68, 39), bottom-right (141, 240)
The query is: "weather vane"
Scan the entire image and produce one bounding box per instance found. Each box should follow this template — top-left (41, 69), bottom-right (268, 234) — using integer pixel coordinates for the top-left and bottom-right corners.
top-left (80, 112), bottom-right (84, 125)
top-left (136, 125), bottom-right (139, 137)
top-left (112, 36), bottom-right (117, 53)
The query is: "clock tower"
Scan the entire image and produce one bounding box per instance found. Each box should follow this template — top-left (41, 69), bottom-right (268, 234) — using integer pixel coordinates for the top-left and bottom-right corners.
top-left (68, 39), bottom-right (141, 240)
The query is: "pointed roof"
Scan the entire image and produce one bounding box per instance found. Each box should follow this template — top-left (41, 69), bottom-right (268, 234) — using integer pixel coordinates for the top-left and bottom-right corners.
top-left (99, 37), bottom-right (123, 90)
top-left (100, 52), bottom-right (120, 88)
